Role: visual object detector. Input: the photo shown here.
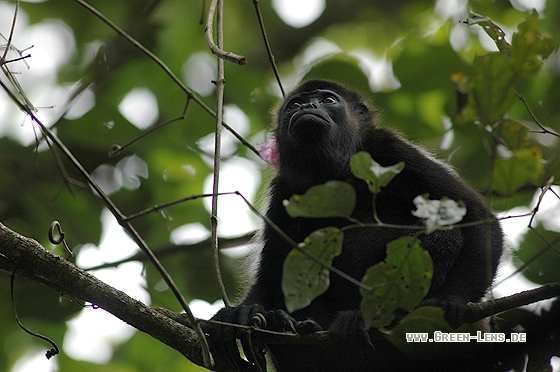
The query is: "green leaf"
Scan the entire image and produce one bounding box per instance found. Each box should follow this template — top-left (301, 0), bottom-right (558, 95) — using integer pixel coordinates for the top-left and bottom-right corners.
top-left (515, 223), bottom-right (560, 284)
top-left (493, 148), bottom-right (543, 196)
top-left (284, 181), bottom-right (356, 218)
top-left (470, 53), bottom-right (516, 125)
top-left (493, 118), bottom-right (530, 150)
top-left (511, 10), bottom-right (559, 77)
top-left (282, 227), bottom-right (344, 313)
top-left (350, 151), bottom-right (405, 194)
top-left (360, 237), bottom-right (433, 328)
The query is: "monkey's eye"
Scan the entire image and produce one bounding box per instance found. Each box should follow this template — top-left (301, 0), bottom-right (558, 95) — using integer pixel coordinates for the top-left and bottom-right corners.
top-left (288, 101), bottom-right (301, 110)
top-left (321, 96), bottom-right (337, 104)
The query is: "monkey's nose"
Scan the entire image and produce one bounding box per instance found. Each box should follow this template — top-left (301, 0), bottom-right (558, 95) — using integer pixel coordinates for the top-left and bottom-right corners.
top-left (300, 102), bottom-right (318, 109)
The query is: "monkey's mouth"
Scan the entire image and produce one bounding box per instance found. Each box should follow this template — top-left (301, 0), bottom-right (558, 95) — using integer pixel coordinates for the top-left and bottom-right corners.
top-left (288, 110), bottom-right (331, 137)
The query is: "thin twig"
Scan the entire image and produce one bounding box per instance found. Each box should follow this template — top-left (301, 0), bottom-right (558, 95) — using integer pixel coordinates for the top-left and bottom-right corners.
top-left (199, 0), bottom-right (206, 25)
top-left (0, 5), bottom-right (36, 114)
top-left (515, 91), bottom-right (560, 137)
top-left (205, 0), bottom-right (246, 65)
top-left (208, 0), bottom-right (231, 307)
top-left (123, 191), bottom-right (238, 222)
top-left (0, 0), bottom-right (19, 63)
top-left (2, 53), bottom-right (31, 65)
top-left (109, 100), bottom-right (190, 158)
top-left (528, 177), bottom-right (555, 228)
top-left (529, 226), bottom-right (560, 256)
top-left (85, 232), bottom-right (254, 271)
top-left (43, 135), bottom-right (79, 198)
top-left (492, 182), bottom-right (559, 288)
top-left (11, 270), bottom-right (59, 359)
top-left (252, 0), bottom-right (285, 97)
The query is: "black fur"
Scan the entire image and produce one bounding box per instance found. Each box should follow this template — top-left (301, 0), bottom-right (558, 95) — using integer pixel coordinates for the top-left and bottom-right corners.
top-left (205, 80), bottom-right (504, 371)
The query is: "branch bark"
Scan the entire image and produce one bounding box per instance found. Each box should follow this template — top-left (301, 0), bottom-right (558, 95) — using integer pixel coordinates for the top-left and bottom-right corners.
top-left (0, 222), bottom-right (236, 372)
top-left (464, 281), bottom-right (560, 322)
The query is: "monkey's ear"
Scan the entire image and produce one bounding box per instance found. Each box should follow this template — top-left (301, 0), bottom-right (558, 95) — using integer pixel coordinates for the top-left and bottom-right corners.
top-left (356, 102), bottom-right (376, 124)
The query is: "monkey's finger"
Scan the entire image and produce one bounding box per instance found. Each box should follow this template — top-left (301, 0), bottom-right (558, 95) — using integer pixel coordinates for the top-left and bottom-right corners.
top-left (295, 319), bottom-right (323, 334)
top-left (267, 309), bottom-right (298, 333)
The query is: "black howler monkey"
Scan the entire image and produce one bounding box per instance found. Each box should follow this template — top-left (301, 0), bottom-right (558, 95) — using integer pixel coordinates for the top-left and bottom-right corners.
top-left (205, 80), bottom-right (503, 372)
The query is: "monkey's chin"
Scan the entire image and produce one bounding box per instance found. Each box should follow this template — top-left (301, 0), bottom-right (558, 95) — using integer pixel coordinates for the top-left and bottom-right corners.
top-left (288, 114), bottom-right (331, 138)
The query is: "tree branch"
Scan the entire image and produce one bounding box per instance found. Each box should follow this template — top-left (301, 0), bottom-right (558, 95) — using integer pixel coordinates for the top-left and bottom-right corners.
top-left (204, 0), bottom-right (247, 65)
top-left (464, 282), bottom-right (560, 323)
top-left (2, 221), bottom-right (560, 371)
top-left (0, 222), bottom-right (235, 372)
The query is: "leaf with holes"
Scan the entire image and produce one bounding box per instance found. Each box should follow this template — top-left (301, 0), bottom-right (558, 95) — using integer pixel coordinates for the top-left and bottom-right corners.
top-left (360, 237), bottom-right (433, 328)
top-left (282, 227), bottom-right (343, 313)
top-left (466, 12), bottom-right (511, 53)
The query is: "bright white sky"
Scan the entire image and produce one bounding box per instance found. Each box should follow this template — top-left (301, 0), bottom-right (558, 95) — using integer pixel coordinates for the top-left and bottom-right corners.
top-left (2, 0), bottom-right (557, 370)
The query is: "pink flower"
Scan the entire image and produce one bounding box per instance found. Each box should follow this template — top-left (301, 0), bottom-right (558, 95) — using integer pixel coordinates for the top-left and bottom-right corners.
top-left (258, 140), bottom-right (280, 168)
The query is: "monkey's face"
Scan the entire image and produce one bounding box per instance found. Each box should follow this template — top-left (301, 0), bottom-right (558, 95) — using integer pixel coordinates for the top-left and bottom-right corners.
top-left (279, 88), bottom-right (350, 141)
top-left (274, 83), bottom-right (366, 176)
top-left (272, 79), bottom-right (374, 177)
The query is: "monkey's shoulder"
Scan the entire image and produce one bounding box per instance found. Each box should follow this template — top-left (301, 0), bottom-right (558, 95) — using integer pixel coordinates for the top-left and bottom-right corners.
top-left (361, 126), bottom-right (443, 168)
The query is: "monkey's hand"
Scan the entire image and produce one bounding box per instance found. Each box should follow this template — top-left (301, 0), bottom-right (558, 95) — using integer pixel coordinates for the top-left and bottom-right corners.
top-left (329, 310), bottom-right (373, 347)
top-left (203, 304), bottom-right (321, 372)
top-left (419, 294), bottom-right (468, 328)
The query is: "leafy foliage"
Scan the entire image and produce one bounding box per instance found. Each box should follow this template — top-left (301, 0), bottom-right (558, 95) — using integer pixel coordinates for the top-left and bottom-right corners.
top-left (0, 0), bottom-right (559, 371)
top-left (457, 10), bottom-right (558, 197)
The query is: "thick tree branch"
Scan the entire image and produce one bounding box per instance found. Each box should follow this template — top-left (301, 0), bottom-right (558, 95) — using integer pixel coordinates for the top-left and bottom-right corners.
top-left (0, 222), bottom-right (236, 372)
top-left (464, 282), bottom-right (560, 323)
